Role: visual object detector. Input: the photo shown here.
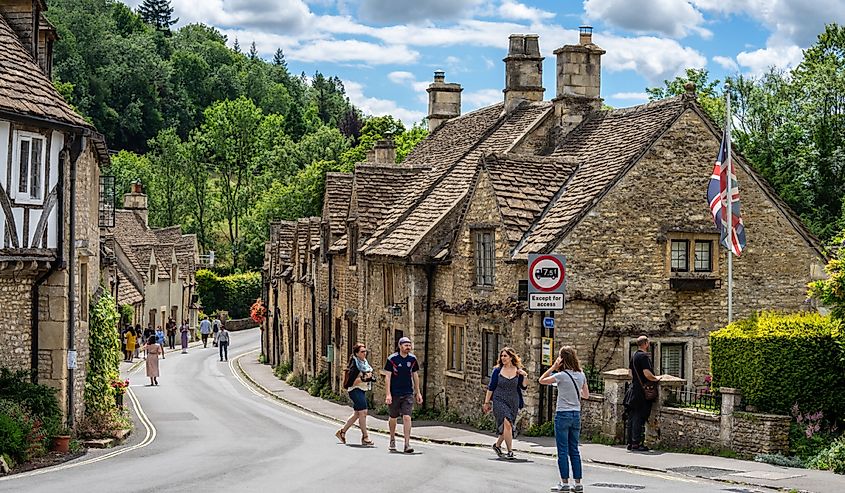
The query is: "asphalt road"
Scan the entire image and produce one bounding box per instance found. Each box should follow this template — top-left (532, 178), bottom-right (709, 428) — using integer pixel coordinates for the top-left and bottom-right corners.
top-left (1, 330), bottom-right (735, 493)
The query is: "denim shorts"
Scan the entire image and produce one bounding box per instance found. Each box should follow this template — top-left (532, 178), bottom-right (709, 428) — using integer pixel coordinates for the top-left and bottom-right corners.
top-left (349, 388), bottom-right (368, 411)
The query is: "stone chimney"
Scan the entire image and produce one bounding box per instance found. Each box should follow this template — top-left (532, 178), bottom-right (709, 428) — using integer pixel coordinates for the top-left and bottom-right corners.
top-left (123, 181), bottom-right (148, 226)
top-left (373, 139), bottom-right (396, 164)
top-left (553, 26), bottom-right (606, 132)
top-left (0, 0), bottom-right (45, 60)
top-left (503, 34), bottom-right (544, 114)
top-left (427, 70), bottom-right (462, 132)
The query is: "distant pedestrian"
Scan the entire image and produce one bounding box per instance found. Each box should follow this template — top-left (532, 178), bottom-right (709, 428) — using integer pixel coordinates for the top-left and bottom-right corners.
top-left (539, 346), bottom-right (589, 493)
top-left (212, 316), bottom-right (221, 347)
top-left (124, 326), bottom-right (136, 362)
top-left (143, 325), bottom-right (155, 359)
top-left (145, 335), bottom-right (165, 386)
top-left (626, 335), bottom-right (662, 452)
top-left (199, 316), bottom-right (211, 348)
top-left (383, 337), bottom-right (422, 453)
top-left (483, 347), bottom-right (528, 460)
top-left (335, 344), bottom-right (375, 446)
top-left (218, 324), bottom-right (230, 361)
top-left (166, 318), bottom-right (176, 350)
top-left (180, 319), bottom-right (190, 353)
top-left (155, 326), bottom-right (165, 347)
top-left (134, 324), bottom-right (142, 359)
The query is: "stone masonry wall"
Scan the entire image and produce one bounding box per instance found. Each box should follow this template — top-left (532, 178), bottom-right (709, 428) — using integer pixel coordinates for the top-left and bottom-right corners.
top-left (0, 276), bottom-right (35, 371)
top-left (731, 412), bottom-right (791, 457)
top-left (656, 407), bottom-right (721, 450)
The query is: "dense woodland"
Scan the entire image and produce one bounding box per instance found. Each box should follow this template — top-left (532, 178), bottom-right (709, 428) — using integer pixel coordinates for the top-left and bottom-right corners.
top-left (45, 0), bottom-right (427, 271)
top-left (45, 1), bottom-right (845, 270)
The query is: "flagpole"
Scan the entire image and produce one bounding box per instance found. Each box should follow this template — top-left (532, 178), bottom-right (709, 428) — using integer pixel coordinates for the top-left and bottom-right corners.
top-left (725, 85), bottom-right (733, 323)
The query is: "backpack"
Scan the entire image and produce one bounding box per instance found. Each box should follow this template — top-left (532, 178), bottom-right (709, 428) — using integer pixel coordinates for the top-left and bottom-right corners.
top-left (212, 319), bottom-right (220, 332)
top-left (341, 359), bottom-right (358, 389)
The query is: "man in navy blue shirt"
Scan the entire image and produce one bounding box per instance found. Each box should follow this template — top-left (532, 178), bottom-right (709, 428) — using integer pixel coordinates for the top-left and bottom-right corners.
top-left (383, 337), bottom-right (422, 453)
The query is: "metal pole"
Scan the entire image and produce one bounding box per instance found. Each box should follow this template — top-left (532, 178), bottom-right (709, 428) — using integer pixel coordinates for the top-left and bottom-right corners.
top-left (725, 88), bottom-right (733, 323)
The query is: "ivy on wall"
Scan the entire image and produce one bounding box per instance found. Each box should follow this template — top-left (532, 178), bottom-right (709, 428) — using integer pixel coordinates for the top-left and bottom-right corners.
top-left (85, 291), bottom-right (121, 417)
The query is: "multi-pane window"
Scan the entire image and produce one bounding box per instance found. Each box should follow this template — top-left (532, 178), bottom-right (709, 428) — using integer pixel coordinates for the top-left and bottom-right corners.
top-left (15, 133), bottom-right (45, 201)
top-left (670, 240), bottom-right (689, 272)
top-left (474, 230), bottom-right (495, 286)
top-left (694, 241), bottom-right (712, 272)
top-left (348, 224), bottom-right (358, 266)
top-left (661, 343), bottom-right (686, 378)
top-left (383, 264), bottom-right (395, 306)
top-left (481, 330), bottom-right (503, 383)
top-left (447, 324), bottom-right (465, 373)
top-left (99, 176), bottom-right (116, 228)
top-left (150, 265), bottom-right (157, 284)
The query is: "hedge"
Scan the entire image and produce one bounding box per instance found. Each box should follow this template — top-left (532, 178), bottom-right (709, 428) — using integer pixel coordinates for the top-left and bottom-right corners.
top-left (85, 292), bottom-right (121, 417)
top-left (196, 269), bottom-right (261, 319)
top-left (710, 311), bottom-right (845, 418)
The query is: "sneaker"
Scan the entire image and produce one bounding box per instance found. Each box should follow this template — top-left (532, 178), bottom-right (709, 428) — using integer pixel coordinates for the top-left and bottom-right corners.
top-left (492, 444), bottom-right (504, 458)
top-left (403, 445), bottom-right (414, 454)
top-left (550, 483), bottom-right (571, 492)
top-left (505, 451), bottom-right (515, 460)
top-left (388, 439), bottom-right (396, 451)
top-left (626, 443), bottom-right (633, 450)
top-left (572, 485), bottom-right (584, 492)
top-left (635, 445), bottom-right (651, 452)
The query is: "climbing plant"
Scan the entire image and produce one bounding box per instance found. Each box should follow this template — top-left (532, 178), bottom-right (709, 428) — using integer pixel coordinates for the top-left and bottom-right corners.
top-left (85, 291), bottom-right (121, 417)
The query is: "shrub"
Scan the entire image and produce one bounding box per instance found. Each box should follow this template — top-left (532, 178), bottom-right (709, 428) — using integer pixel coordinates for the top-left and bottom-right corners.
top-left (77, 408), bottom-right (131, 439)
top-left (807, 436), bottom-right (845, 474)
top-left (0, 369), bottom-right (61, 422)
top-left (523, 421), bottom-right (554, 437)
top-left (274, 362), bottom-right (292, 380)
top-left (196, 269), bottom-right (261, 319)
top-left (710, 311), bottom-right (845, 417)
top-left (85, 292), bottom-right (121, 417)
top-left (0, 399), bottom-right (48, 463)
top-left (755, 453), bottom-right (807, 468)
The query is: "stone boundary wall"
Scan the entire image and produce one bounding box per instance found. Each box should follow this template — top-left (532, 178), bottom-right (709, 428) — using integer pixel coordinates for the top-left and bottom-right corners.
top-left (656, 406), bottom-right (720, 450)
top-left (731, 411), bottom-right (791, 457)
top-left (581, 395), bottom-right (603, 435)
top-left (226, 318), bottom-right (259, 332)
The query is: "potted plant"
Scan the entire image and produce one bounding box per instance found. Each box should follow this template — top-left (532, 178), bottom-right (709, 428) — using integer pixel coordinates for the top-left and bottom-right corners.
top-left (52, 427), bottom-right (72, 453)
top-left (111, 379), bottom-right (130, 407)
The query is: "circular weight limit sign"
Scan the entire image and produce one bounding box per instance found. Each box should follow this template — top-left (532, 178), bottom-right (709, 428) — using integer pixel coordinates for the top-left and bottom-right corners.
top-left (529, 255), bottom-right (565, 292)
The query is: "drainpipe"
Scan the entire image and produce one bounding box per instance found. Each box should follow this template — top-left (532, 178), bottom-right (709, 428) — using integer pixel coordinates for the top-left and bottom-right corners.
top-left (66, 134), bottom-right (81, 429)
top-left (422, 263), bottom-right (434, 408)
top-left (30, 146), bottom-right (67, 383)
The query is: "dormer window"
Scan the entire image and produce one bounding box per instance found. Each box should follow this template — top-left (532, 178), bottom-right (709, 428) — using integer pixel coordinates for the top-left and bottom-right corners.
top-left (12, 132), bottom-right (46, 203)
top-left (150, 264), bottom-right (157, 284)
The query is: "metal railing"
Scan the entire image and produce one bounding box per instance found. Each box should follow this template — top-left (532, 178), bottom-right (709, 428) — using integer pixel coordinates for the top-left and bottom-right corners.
top-left (666, 385), bottom-right (722, 413)
top-left (585, 369), bottom-right (605, 395)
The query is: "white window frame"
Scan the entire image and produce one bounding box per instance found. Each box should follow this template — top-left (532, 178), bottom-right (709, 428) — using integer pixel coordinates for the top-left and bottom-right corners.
top-left (627, 337), bottom-right (693, 385)
top-left (11, 131), bottom-right (47, 204)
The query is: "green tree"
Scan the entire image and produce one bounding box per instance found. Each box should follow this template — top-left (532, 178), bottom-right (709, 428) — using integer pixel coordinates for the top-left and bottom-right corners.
top-left (181, 137), bottom-right (215, 253)
top-left (138, 0), bottom-right (178, 32)
top-left (103, 150), bottom-right (153, 198)
top-left (646, 68), bottom-right (725, 125)
top-left (147, 128), bottom-right (187, 227)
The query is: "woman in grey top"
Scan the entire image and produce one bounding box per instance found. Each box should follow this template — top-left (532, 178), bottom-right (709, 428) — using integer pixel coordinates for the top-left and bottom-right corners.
top-left (539, 346), bottom-right (590, 493)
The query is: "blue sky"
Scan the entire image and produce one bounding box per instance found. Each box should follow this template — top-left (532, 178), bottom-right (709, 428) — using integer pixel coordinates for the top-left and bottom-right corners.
top-left (123, 0), bottom-right (845, 125)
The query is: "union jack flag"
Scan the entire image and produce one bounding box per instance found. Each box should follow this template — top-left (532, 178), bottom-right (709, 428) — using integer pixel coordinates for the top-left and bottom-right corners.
top-left (707, 132), bottom-right (746, 256)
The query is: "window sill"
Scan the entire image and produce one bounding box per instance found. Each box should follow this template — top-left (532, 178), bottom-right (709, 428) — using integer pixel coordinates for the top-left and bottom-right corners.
top-left (348, 265), bottom-right (357, 272)
top-left (668, 277), bottom-right (720, 291)
top-left (473, 285), bottom-right (494, 291)
top-left (445, 370), bottom-right (465, 380)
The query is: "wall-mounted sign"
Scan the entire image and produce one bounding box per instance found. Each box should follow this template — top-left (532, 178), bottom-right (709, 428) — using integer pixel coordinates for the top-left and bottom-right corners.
top-left (541, 337), bottom-right (554, 366)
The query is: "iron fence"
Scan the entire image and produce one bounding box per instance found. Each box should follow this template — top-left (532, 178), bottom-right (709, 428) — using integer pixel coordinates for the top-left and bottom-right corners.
top-left (666, 385), bottom-right (721, 413)
top-left (586, 369), bottom-right (605, 395)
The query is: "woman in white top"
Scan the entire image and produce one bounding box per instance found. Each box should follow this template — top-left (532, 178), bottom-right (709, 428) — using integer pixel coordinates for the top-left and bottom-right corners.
top-left (335, 344), bottom-right (375, 446)
top-left (539, 346), bottom-right (590, 493)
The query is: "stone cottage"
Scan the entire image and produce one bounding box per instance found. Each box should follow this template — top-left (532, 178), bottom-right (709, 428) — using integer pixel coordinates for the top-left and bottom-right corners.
top-left (101, 183), bottom-right (199, 331)
top-left (0, 0), bottom-right (109, 425)
top-left (264, 29), bottom-right (825, 425)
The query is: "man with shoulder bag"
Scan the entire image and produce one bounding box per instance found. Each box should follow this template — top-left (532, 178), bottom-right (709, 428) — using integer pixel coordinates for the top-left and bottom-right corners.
top-left (626, 335), bottom-right (662, 452)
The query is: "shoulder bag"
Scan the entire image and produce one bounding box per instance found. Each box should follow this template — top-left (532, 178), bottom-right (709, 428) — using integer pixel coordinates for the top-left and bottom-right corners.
top-left (632, 354), bottom-right (658, 401)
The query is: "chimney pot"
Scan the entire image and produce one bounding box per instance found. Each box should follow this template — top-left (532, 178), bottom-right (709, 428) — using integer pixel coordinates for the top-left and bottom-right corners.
top-left (503, 33), bottom-right (545, 114)
top-left (579, 25), bottom-right (593, 45)
top-left (373, 139), bottom-right (396, 164)
top-left (123, 181), bottom-right (148, 226)
top-left (508, 34), bottom-right (525, 55)
top-left (427, 71), bottom-right (462, 132)
top-left (433, 69), bottom-right (445, 82)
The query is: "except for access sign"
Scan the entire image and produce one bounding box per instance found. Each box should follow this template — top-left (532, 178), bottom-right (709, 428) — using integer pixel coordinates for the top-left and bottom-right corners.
top-left (528, 254), bottom-right (566, 311)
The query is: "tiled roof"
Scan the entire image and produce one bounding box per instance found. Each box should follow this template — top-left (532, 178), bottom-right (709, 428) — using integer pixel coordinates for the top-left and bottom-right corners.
top-left (329, 234), bottom-right (348, 253)
top-left (152, 226), bottom-right (197, 280)
top-left (364, 101), bottom-right (554, 258)
top-left (324, 173), bottom-right (353, 236)
top-left (117, 272), bottom-right (143, 305)
top-left (353, 163), bottom-right (430, 238)
top-left (482, 153), bottom-right (578, 247)
top-left (0, 15), bottom-right (89, 128)
top-left (515, 96), bottom-right (688, 257)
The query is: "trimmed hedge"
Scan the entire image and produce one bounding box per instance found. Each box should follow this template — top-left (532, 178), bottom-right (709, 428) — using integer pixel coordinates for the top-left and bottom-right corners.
top-left (710, 311), bottom-right (845, 418)
top-left (196, 269), bottom-right (261, 319)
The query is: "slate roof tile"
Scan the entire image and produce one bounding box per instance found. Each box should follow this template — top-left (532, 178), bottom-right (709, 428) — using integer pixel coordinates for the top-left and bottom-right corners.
top-left (324, 173), bottom-right (353, 236)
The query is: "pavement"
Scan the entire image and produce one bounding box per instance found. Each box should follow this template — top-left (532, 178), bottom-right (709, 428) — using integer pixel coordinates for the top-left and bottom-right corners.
top-left (238, 344), bottom-right (845, 493)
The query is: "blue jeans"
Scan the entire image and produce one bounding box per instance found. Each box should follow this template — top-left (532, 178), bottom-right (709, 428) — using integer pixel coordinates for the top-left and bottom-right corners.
top-left (554, 411), bottom-right (582, 481)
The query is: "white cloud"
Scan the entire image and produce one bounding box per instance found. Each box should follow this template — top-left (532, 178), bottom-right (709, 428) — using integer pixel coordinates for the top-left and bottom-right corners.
top-left (463, 88), bottom-right (502, 109)
top-left (611, 92), bottom-right (649, 101)
top-left (483, 56), bottom-right (496, 69)
top-left (585, 0), bottom-right (711, 38)
top-left (293, 39), bottom-right (420, 65)
top-left (163, 0), bottom-right (314, 32)
top-left (595, 34), bottom-right (708, 83)
top-left (497, 0), bottom-right (555, 23)
top-left (736, 45), bottom-right (804, 76)
top-left (712, 55), bottom-right (739, 72)
top-left (388, 71), bottom-right (433, 103)
top-left (358, 0), bottom-right (484, 23)
top-left (343, 80), bottom-right (427, 125)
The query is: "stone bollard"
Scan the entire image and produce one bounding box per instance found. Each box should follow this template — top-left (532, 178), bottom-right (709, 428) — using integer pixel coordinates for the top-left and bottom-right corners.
top-left (646, 374), bottom-right (684, 446)
top-left (601, 369), bottom-right (630, 442)
top-left (719, 387), bottom-right (742, 448)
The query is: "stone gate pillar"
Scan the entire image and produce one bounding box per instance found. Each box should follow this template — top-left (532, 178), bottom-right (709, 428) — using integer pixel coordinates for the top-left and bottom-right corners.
top-left (601, 369), bottom-right (629, 442)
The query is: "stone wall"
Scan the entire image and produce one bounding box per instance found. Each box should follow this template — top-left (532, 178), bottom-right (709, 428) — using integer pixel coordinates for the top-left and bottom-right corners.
top-left (656, 407), bottom-right (721, 449)
top-left (581, 395), bottom-right (603, 435)
top-left (226, 318), bottom-right (259, 332)
top-left (731, 412), bottom-right (791, 457)
top-left (0, 276), bottom-right (35, 370)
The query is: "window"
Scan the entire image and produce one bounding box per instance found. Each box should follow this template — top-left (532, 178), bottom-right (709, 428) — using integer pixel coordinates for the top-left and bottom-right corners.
top-left (381, 324), bottom-right (391, 364)
top-left (80, 263), bottom-right (88, 322)
top-left (694, 241), bottom-right (712, 272)
top-left (13, 132), bottom-right (46, 202)
top-left (346, 320), bottom-right (357, 352)
top-left (321, 312), bottom-right (329, 357)
top-left (383, 264), bottom-right (395, 306)
top-left (481, 330), bottom-right (503, 383)
top-left (150, 264), bottom-right (157, 284)
top-left (171, 264), bottom-right (178, 282)
top-left (99, 176), bottom-right (116, 228)
top-left (629, 342), bottom-right (655, 366)
top-left (474, 230), bottom-right (495, 286)
top-left (348, 224), bottom-right (358, 266)
top-left (661, 343), bottom-right (686, 378)
top-left (294, 320), bottom-right (299, 351)
top-left (670, 240), bottom-right (688, 272)
top-left (447, 324), bottom-right (465, 373)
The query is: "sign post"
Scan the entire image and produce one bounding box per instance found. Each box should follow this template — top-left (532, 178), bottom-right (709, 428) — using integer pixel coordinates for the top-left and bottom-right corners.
top-left (528, 254), bottom-right (566, 311)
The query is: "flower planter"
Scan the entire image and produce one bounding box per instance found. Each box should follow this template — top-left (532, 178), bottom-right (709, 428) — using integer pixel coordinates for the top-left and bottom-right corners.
top-left (52, 435), bottom-right (71, 454)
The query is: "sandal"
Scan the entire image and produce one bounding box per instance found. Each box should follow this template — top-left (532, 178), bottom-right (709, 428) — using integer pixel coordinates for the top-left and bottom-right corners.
top-left (335, 429), bottom-right (346, 444)
top-left (361, 436), bottom-right (374, 446)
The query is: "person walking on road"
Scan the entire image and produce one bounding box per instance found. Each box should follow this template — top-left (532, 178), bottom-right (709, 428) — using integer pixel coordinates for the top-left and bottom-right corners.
top-left (180, 319), bottom-right (190, 353)
top-left (218, 323), bottom-right (230, 361)
top-left (199, 316), bottom-right (211, 348)
top-left (155, 326), bottom-right (165, 348)
top-left (539, 346), bottom-right (590, 493)
top-left (212, 316), bottom-right (221, 347)
top-left (124, 326), bottom-right (136, 362)
top-left (383, 337), bottom-right (422, 453)
top-left (626, 335), bottom-right (662, 452)
top-left (145, 335), bottom-right (165, 386)
top-left (336, 343), bottom-right (375, 446)
top-left (483, 347), bottom-right (528, 460)
top-left (166, 318), bottom-right (176, 350)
